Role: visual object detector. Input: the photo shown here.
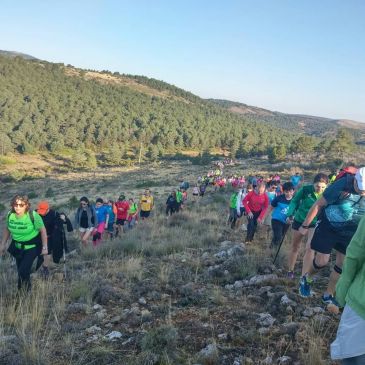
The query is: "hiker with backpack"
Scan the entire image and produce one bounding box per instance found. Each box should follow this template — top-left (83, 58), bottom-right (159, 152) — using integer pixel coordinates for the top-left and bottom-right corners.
top-left (331, 215), bottom-right (365, 364)
top-left (285, 173), bottom-right (328, 279)
top-left (290, 172), bottom-right (303, 190)
top-left (243, 182), bottom-right (269, 243)
top-left (166, 190), bottom-right (177, 217)
top-left (298, 167), bottom-right (365, 309)
top-left (35, 201), bottom-right (54, 278)
top-left (0, 194), bottom-right (48, 291)
top-left (74, 196), bottom-right (97, 247)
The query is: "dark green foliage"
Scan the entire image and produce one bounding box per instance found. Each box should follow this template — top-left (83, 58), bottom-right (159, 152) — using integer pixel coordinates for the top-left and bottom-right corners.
top-left (45, 187), bottom-right (55, 198)
top-left (0, 55), bottom-right (301, 162)
top-left (27, 191), bottom-right (38, 199)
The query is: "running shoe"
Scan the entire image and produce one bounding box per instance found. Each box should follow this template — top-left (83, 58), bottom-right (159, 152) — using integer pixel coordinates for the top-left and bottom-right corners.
top-left (299, 275), bottom-right (312, 297)
top-left (286, 271), bottom-right (295, 280)
top-left (322, 294), bottom-right (339, 307)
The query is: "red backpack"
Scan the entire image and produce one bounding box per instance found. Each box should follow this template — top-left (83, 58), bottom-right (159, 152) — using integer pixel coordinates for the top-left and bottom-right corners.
top-left (335, 166), bottom-right (358, 181)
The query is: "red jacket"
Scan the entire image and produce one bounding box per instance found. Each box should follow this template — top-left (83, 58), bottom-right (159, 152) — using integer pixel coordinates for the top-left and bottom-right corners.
top-left (243, 191), bottom-right (269, 220)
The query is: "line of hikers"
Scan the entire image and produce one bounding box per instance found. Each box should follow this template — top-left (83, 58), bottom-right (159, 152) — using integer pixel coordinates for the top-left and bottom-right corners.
top-left (225, 165), bottom-right (365, 364)
top-left (1, 162), bottom-right (365, 364)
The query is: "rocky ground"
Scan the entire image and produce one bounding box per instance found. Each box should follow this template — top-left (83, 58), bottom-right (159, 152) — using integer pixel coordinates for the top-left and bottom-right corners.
top-left (0, 162), bottom-right (341, 365)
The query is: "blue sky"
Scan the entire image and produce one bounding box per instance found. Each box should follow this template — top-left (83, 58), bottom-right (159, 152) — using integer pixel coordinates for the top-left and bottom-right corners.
top-left (0, 0), bottom-right (364, 121)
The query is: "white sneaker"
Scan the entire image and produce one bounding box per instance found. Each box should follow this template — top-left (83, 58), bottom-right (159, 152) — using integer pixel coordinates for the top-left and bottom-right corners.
top-left (241, 224), bottom-right (247, 231)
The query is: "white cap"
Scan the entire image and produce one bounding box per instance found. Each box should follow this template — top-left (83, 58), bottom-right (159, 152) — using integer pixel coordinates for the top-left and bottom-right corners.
top-left (355, 167), bottom-right (365, 190)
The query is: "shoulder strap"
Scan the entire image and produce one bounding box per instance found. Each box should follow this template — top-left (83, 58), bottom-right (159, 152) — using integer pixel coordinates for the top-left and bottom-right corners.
top-left (29, 210), bottom-right (35, 228)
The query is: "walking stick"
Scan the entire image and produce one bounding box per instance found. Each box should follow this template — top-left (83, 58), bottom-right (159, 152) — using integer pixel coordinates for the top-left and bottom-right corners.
top-left (272, 225), bottom-right (289, 265)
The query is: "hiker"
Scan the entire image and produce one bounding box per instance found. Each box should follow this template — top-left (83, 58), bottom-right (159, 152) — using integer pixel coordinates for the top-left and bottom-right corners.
top-left (0, 194), bottom-right (48, 291)
top-left (166, 190), bottom-right (177, 217)
top-left (290, 172), bottom-right (302, 190)
top-left (176, 189), bottom-right (183, 212)
top-left (105, 200), bottom-right (117, 239)
top-left (139, 189), bottom-right (154, 220)
top-left (93, 198), bottom-right (109, 246)
top-left (264, 182), bottom-right (294, 248)
top-left (35, 201), bottom-right (73, 277)
top-left (243, 182), bottom-right (269, 243)
top-left (52, 212), bottom-right (73, 264)
top-left (264, 181), bottom-right (278, 238)
top-left (298, 167), bottom-right (365, 306)
top-left (285, 173), bottom-right (328, 279)
top-left (75, 196), bottom-right (97, 247)
top-left (331, 215), bottom-right (365, 364)
top-left (192, 184), bottom-right (200, 201)
top-left (115, 194), bottom-right (130, 235)
top-left (127, 198), bottom-right (139, 229)
top-left (199, 183), bottom-right (206, 197)
top-left (228, 189), bottom-right (239, 229)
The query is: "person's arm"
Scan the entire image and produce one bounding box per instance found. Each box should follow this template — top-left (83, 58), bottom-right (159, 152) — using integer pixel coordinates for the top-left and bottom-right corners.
top-left (243, 192), bottom-right (253, 216)
top-left (0, 227), bottom-right (11, 255)
top-left (336, 216), bottom-right (365, 307)
top-left (286, 186), bottom-right (303, 219)
top-left (258, 194), bottom-right (269, 222)
top-left (40, 227), bottom-right (48, 256)
top-left (298, 196), bottom-right (327, 235)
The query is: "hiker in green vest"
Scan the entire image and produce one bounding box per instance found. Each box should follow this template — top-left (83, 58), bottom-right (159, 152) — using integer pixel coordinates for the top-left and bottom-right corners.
top-left (176, 189), bottom-right (183, 212)
top-left (228, 190), bottom-right (239, 229)
top-left (0, 194), bottom-right (48, 291)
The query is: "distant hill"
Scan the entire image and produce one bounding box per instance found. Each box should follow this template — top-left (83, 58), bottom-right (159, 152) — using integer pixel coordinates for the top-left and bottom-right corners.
top-left (0, 53), bottom-right (300, 162)
top-left (0, 50), bottom-right (38, 60)
top-left (208, 99), bottom-right (365, 143)
top-left (0, 51), bottom-right (363, 167)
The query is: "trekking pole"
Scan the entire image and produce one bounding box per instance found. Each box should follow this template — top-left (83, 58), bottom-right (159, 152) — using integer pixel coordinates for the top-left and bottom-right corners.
top-left (272, 226), bottom-right (289, 265)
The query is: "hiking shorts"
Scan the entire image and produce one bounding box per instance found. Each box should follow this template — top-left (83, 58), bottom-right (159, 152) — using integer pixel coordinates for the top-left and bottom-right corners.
top-left (79, 227), bottom-right (94, 233)
top-left (116, 218), bottom-right (127, 225)
top-left (140, 210), bottom-right (151, 218)
top-left (311, 218), bottom-right (353, 255)
top-left (292, 219), bottom-right (315, 231)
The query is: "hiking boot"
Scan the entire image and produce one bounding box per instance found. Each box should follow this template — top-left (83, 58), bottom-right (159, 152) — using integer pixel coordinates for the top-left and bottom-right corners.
top-left (299, 276), bottom-right (312, 297)
top-left (322, 294), bottom-right (340, 313)
top-left (286, 271), bottom-right (295, 280)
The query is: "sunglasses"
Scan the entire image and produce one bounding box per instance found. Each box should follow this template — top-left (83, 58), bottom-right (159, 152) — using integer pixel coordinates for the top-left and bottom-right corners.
top-left (80, 202), bottom-right (87, 206)
top-left (14, 203), bottom-right (26, 207)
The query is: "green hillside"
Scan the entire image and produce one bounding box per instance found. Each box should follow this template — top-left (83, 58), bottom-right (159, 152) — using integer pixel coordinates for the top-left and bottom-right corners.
top-left (0, 55), bottom-right (302, 164)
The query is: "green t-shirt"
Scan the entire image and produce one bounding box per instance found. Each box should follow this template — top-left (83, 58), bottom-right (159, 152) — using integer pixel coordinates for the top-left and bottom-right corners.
top-left (7, 211), bottom-right (44, 243)
top-left (128, 203), bottom-right (138, 214)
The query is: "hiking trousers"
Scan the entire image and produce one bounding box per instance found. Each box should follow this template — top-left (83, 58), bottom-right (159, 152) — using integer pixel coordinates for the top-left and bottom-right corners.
top-left (271, 219), bottom-right (289, 247)
top-left (246, 211), bottom-right (261, 242)
top-left (16, 247), bottom-right (39, 291)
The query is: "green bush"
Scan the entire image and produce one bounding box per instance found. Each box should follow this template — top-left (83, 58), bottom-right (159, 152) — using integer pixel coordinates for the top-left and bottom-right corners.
top-left (27, 191), bottom-right (38, 199)
top-left (141, 325), bottom-right (178, 357)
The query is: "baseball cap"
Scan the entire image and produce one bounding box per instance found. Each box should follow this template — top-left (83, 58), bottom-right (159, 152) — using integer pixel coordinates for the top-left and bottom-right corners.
top-left (37, 201), bottom-right (49, 216)
top-left (355, 167), bottom-right (365, 191)
top-left (118, 194), bottom-right (125, 201)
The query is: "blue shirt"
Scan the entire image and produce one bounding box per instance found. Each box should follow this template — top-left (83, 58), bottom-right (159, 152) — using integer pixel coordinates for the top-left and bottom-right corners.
top-left (267, 191), bottom-right (276, 204)
top-left (291, 175), bottom-right (302, 187)
top-left (271, 194), bottom-right (292, 224)
top-left (95, 205), bottom-right (109, 223)
top-left (105, 205), bottom-right (115, 223)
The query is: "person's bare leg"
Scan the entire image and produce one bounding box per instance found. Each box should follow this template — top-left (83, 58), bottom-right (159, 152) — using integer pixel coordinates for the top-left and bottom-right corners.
top-left (326, 252), bottom-right (344, 295)
top-left (301, 228), bottom-right (315, 276)
top-left (306, 252), bottom-right (330, 277)
top-left (287, 230), bottom-right (303, 271)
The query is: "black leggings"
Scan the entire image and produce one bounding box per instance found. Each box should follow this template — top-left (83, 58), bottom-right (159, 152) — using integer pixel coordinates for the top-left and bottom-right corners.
top-left (271, 219), bottom-right (289, 247)
top-left (166, 205), bottom-right (175, 216)
top-left (16, 247), bottom-right (39, 291)
top-left (246, 211), bottom-right (261, 242)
